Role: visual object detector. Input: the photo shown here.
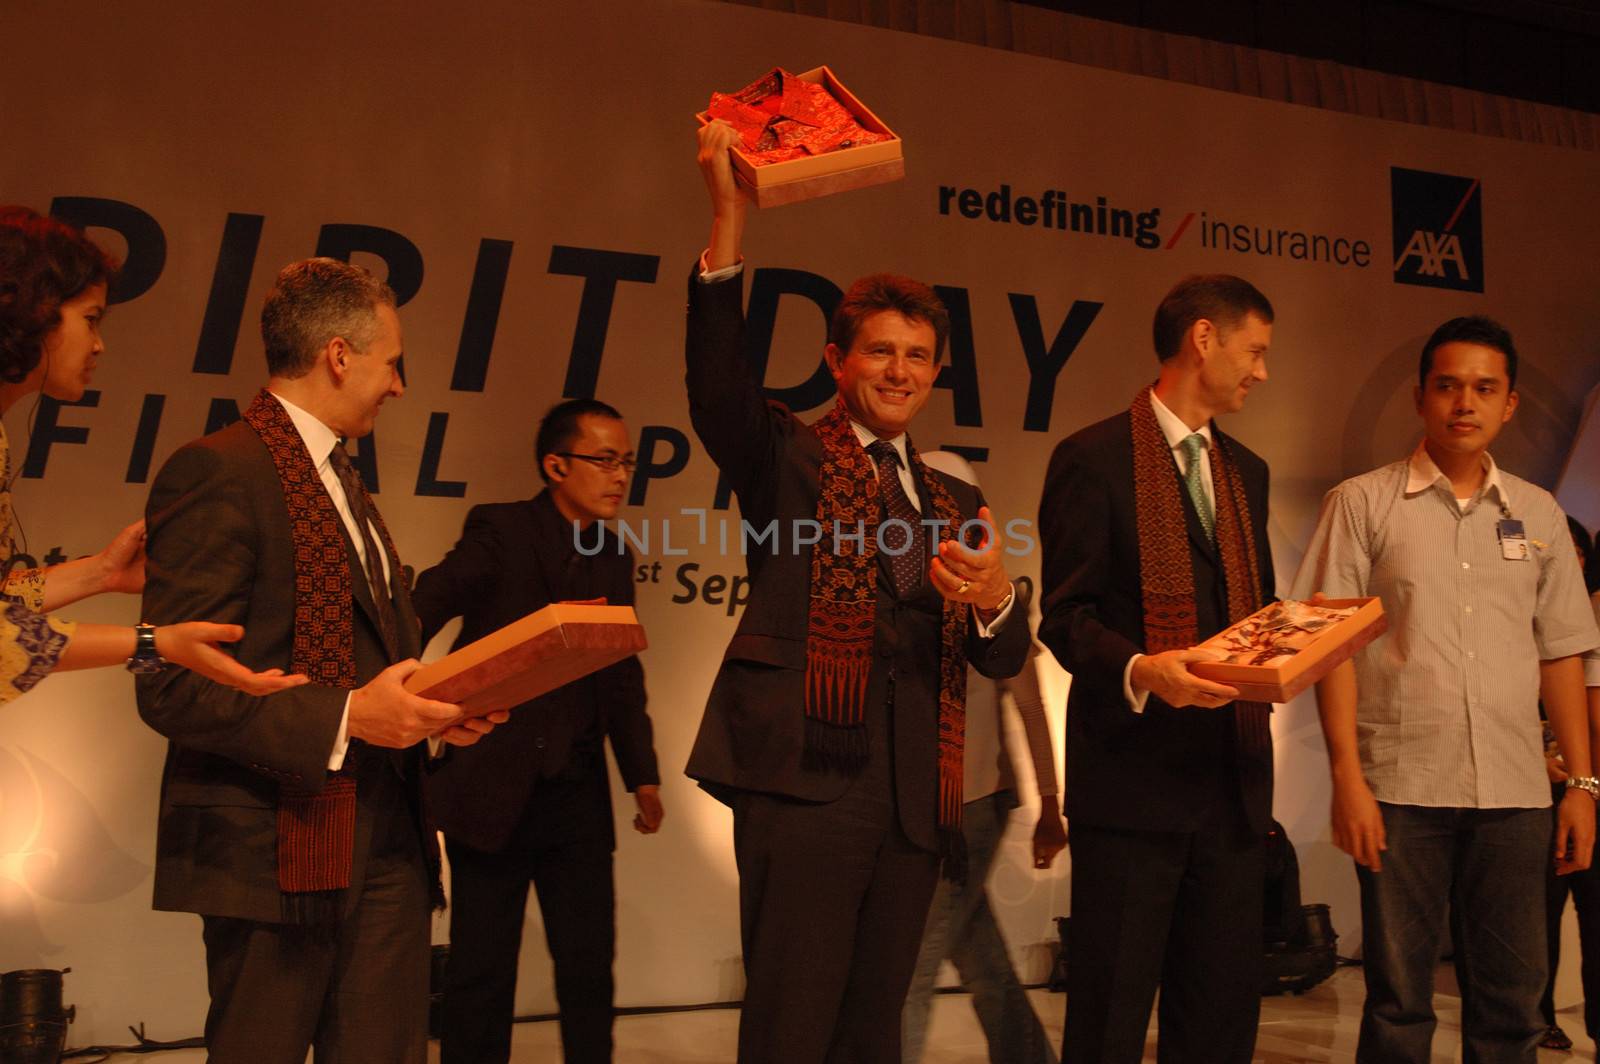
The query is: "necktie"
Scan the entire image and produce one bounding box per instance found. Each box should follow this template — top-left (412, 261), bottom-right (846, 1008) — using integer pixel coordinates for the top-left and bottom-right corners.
top-left (329, 443), bottom-right (400, 659)
top-left (1179, 433), bottom-right (1214, 540)
top-left (866, 440), bottom-right (926, 597)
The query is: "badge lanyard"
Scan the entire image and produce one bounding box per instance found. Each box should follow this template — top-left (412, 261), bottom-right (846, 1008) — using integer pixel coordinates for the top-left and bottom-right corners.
top-left (1494, 496), bottom-right (1528, 562)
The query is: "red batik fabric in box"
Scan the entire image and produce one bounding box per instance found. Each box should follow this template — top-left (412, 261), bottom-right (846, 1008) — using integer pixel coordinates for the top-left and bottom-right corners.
top-left (709, 68), bottom-right (889, 166)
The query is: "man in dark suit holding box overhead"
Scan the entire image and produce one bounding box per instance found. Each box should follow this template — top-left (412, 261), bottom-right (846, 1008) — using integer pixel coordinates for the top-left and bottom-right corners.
top-left (1037, 274), bottom-right (1278, 1063)
top-left (413, 397), bottom-right (661, 1064)
top-left (685, 120), bottom-right (1029, 1064)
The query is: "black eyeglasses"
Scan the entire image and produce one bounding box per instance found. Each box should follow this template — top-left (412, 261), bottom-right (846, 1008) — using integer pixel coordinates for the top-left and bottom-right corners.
top-left (557, 452), bottom-right (637, 473)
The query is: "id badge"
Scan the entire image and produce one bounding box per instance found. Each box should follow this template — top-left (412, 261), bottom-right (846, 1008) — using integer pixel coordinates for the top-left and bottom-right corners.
top-left (1497, 518), bottom-right (1529, 561)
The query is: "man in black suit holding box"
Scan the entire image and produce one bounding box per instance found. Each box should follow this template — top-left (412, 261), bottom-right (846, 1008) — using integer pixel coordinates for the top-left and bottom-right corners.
top-left (413, 398), bottom-right (662, 1064)
top-left (1037, 275), bottom-right (1278, 1063)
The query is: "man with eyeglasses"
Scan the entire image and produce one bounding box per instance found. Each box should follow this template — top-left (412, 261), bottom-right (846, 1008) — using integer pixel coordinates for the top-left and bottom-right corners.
top-left (412, 397), bottom-right (662, 1063)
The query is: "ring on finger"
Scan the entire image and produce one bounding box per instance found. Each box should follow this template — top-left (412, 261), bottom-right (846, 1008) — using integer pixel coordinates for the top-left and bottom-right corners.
top-left (957, 579), bottom-right (970, 594)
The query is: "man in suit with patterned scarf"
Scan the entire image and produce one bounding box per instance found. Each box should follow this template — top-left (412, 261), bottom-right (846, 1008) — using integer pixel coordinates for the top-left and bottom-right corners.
top-left (687, 122), bottom-right (1030, 1064)
top-left (137, 258), bottom-right (504, 1064)
top-left (1038, 274), bottom-right (1278, 1064)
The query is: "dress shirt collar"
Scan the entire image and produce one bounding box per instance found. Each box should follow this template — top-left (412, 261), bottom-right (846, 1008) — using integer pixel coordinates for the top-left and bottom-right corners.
top-left (851, 419), bottom-right (910, 469)
top-left (1149, 390), bottom-right (1213, 452)
top-left (268, 390), bottom-right (341, 470)
top-left (1405, 443), bottom-right (1510, 510)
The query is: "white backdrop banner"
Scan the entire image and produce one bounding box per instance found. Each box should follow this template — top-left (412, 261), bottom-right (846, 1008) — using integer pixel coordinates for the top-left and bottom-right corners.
top-left (2, 0), bottom-right (1597, 1043)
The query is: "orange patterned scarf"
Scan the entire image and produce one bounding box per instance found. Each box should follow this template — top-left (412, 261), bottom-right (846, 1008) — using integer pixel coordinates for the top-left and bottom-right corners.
top-left (805, 400), bottom-right (970, 834)
top-left (243, 390), bottom-right (403, 922)
top-left (1130, 386), bottom-right (1272, 763)
top-left (1130, 386), bottom-right (1263, 647)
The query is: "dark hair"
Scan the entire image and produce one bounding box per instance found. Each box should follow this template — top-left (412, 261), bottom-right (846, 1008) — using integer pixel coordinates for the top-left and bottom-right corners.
top-left (260, 258), bottom-right (396, 378)
top-left (1419, 316), bottom-right (1518, 390)
top-left (536, 398), bottom-right (624, 483)
top-left (1569, 515), bottom-right (1597, 595)
top-left (829, 274), bottom-right (950, 362)
top-left (1151, 274), bottom-right (1274, 362)
top-left (0, 207), bottom-right (119, 384)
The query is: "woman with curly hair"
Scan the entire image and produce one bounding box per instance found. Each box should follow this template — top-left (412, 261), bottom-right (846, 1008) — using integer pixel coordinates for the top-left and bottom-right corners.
top-left (0, 205), bottom-right (303, 701)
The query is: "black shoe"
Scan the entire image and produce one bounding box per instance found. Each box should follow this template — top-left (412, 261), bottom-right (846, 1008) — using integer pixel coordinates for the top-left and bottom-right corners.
top-left (1539, 1024), bottom-right (1573, 1051)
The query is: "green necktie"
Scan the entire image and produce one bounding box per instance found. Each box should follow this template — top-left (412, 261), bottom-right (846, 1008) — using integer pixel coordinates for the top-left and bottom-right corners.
top-left (1180, 433), bottom-right (1214, 540)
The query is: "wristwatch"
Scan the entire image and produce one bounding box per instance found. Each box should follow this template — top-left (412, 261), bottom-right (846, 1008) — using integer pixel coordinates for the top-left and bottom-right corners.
top-left (125, 623), bottom-right (169, 675)
top-left (1567, 776), bottom-right (1600, 801)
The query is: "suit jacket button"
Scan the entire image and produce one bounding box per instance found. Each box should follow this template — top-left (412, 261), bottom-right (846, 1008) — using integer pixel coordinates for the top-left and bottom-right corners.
top-left (534, 737), bottom-right (546, 750)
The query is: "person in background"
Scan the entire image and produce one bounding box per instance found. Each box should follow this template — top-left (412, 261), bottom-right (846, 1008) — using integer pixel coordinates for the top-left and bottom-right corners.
top-left (902, 453), bottom-right (1066, 1064)
top-left (1538, 516), bottom-right (1600, 1050)
top-left (0, 205), bottom-right (306, 701)
top-left (413, 397), bottom-right (662, 1064)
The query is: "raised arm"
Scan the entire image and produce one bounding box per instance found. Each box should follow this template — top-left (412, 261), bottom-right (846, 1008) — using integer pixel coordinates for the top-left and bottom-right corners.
top-left (699, 119), bottom-right (746, 272)
top-left (686, 120), bottom-right (786, 512)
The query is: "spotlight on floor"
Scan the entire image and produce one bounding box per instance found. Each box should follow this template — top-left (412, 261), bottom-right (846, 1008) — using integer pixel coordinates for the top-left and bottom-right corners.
top-left (0, 967), bottom-right (75, 1064)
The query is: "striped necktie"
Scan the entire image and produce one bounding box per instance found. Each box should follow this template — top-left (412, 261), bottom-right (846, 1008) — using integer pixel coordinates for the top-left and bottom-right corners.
top-left (1179, 433), bottom-right (1214, 540)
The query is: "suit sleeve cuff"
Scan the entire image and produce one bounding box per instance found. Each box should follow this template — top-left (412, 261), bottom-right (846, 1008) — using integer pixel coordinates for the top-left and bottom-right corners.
top-left (698, 250), bottom-right (743, 283)
top-left (1123, 655), bottom-right (1151, 714)
top-left (972, 585), bottom-right (1016, 637)
top-left (327, 696), bottom-right (352, 770)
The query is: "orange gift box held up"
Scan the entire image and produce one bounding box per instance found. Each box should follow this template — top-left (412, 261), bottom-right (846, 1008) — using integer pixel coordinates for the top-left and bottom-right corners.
top-left (404, 601), bottom-right (647, 719)
top-left (1186, 597), bottom-right (1388, 704)
top-left (697, 66), bottom-right (904, 208)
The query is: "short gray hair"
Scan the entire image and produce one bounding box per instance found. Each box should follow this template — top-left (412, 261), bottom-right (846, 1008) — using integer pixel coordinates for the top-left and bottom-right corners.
top-left (260, 257), bottom-right (396, 378)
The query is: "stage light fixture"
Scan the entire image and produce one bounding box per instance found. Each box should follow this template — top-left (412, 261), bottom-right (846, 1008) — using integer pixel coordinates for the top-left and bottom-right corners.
top-left (0, 967), bottom-right (74, 1064)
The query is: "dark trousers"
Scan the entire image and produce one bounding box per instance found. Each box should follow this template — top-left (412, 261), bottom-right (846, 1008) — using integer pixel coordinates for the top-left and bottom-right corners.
top-left (1540, 794), bottom-right (1600, 1035)
top-left (440, 772), bottom-right (617, 1064)
top-left (200, 775), bottom-right (431, 1064)
top-left (1357, 803), bottom-right (1550, 1064)
top-left (732, 700), bottom-right (941, 1064)
top-left (1062, 804), bottom-right (1264, 1064)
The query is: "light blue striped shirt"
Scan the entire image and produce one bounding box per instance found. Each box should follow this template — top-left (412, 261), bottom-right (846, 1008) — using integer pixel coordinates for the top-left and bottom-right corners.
top-left (1292, 446), bottom-right (1600, 809)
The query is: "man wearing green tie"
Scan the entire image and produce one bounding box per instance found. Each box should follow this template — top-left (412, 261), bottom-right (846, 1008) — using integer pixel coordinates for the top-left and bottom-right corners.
top-left (1037, 275), bottom-right (1278, 1063)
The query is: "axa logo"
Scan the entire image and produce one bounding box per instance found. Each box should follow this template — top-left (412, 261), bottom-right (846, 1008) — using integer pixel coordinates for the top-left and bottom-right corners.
top-left (1391, 167), bottom-right (1483, 293)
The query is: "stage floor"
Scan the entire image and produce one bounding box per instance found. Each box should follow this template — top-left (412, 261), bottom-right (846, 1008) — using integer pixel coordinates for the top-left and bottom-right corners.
top-left (94, 966), bottom-right (1592, 1062)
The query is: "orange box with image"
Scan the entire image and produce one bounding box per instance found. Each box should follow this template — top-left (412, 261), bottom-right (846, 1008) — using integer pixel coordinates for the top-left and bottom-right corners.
top-left (697, 66), bottom-right (904, 208)
top-left (1187, 597), bottom-right (1388, 704)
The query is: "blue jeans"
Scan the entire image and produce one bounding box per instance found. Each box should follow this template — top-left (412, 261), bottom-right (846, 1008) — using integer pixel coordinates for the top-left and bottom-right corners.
top-left (902, 790), bottom-right (1058, 1064)
top-left (1356, 803), bottom-right (1552, 1064)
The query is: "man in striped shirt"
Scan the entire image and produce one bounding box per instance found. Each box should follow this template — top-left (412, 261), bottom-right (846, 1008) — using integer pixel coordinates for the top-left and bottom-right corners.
top-left (1293, 315), bottom-right (1600, 1063)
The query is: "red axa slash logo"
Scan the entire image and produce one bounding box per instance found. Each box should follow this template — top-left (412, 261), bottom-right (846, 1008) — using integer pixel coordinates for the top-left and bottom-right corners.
top-left (1391, 167), bottom-right (1483, 293)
